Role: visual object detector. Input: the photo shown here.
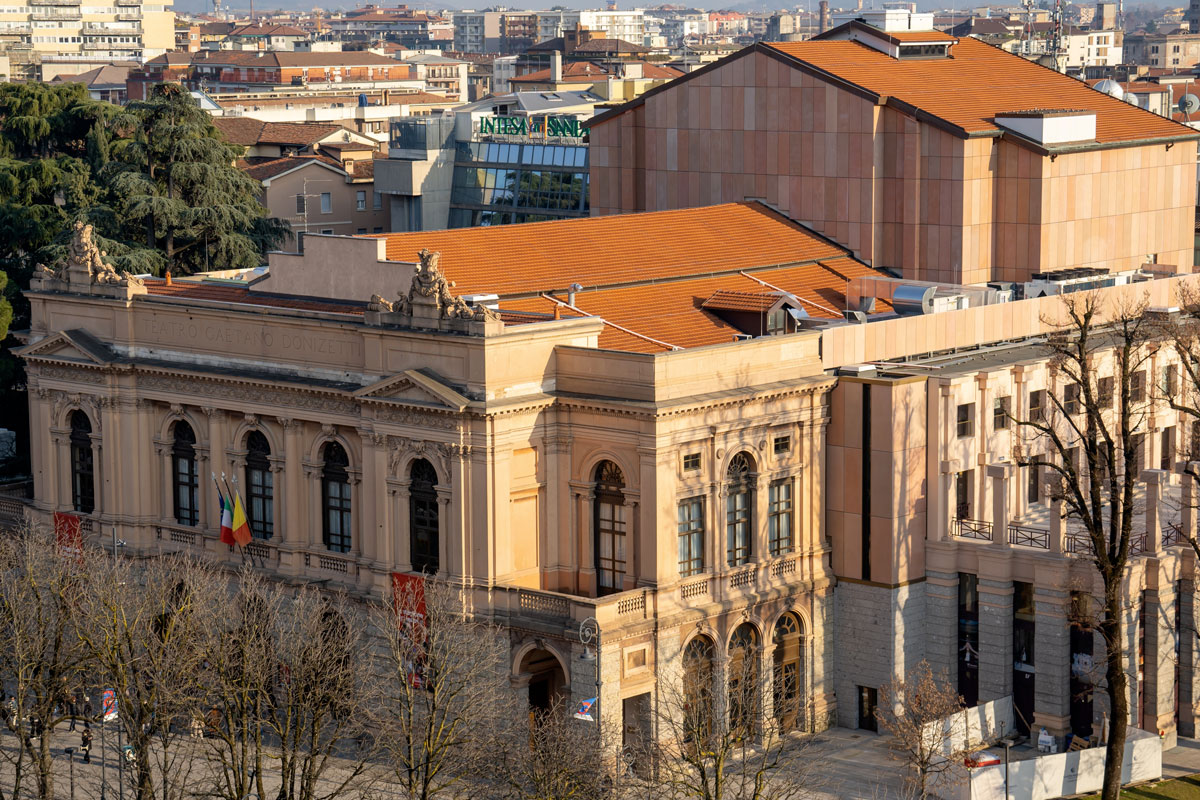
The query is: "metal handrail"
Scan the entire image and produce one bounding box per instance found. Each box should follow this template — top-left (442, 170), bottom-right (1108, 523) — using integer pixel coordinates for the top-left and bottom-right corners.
top-left (953, 517), bottom-right (993, 542)
top-left (1007, 523), bottom-right (1050, 550)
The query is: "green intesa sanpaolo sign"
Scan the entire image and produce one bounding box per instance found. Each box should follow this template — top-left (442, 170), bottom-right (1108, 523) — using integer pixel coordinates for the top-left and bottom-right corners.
top-left (479, 115), bottom-right (583, 138)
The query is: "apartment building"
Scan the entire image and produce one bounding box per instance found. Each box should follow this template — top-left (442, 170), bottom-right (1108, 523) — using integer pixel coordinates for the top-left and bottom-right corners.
top-left (188, 50), bottom-right (419, 93)
top-left (451, 10), bottom-right (535, 54)
top-left (588, 11), bottom-right (1199, 285)
top-left (242, 153), bottom-right (388, 236)
top-left (0, 0), bottom-right (175, 70)
top-left (536, 9), bottom-right (645, 46)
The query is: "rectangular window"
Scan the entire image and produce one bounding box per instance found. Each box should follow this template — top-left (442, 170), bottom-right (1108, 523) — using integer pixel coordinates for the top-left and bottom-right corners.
top-left (373, 226), bottom-right (383, 234)
top-left (1162, 427), bottom-right (1175, 471)
top-left (682, 453), bottom-right (701, 471)
top-left (726, 484), bottom-right (752, 567)
top-left (677, 497), bottom-right (704, 577)
top-left (1065, 383), bottom-right (1084, 417)
top-left (957, 403), bottom-right (974, 438)
top-left (1014, 581), bottom-right (1035, 667)
top-left (994, 396), bottom-right (1010, 430)
top-left (1030, 390), bottom-right (1045, 422)
top-left (295, 194), bottom-right (305, 214)
top-left (1026, 461), bottom-right (1041, 504)
top-left (320, 229), bottom-right (334, 235)
top-left (356, 190), bottom-right (366, 211)
top-left (373, 191), bottom-right (383, 210)
top-left (768, 480), bottom-right (793, 556)
top-left (958, 572), bottom-right (979, 707)
top-left (1163, 365), bottom-right (1179, 397)
top-left (955, 470), bottom-right (972, 519)
top-left (356, 227), bottom-right (367, 235)
top-left (773, 435), bottom-right (791, 454)
top-left (1130, 370), bottom-right (1145, 403)
top-left (1098, 377), bottom-right (1114, 407)
top-left (320, 192), bottom-right (332, 214)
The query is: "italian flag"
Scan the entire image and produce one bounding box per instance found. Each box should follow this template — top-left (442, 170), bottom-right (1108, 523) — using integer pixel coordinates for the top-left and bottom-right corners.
top-left (230, 490), bottom-right (252, 547)
top-left (217, 489), bottom-right (235, 546)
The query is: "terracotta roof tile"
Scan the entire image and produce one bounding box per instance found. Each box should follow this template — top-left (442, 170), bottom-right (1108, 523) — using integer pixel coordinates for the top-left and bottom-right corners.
top-left (370, 202), bottom-right (852, 297)
top-left (700, 289), bottom-right (778, 312)
top-left (764, 37), bottom-right (1195, 145)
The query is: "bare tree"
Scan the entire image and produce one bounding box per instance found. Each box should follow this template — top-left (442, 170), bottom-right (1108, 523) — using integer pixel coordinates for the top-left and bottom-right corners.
top-left (493, 698), bottom-right (608, 800)
top-left (1012, 291), bottom-right (1156, 800)
top-left (74, 552), bottom-right (217, 800)
top-left (372, 577), bottom-right (510, 800)
top-left (874, 661), bottom-right (975, 800)
top-left (645, 637), bottom-right (826, 800)
top-left (0, 525), bottom-right (95, 800)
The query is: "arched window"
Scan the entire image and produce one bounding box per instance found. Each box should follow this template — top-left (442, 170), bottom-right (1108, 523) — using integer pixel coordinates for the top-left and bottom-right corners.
top-left (322, 442), bottom-right (352, 553)
top-left (726, 453), bottom-right (755, 567)
top-left (172, 421), bottom-right (198, 527)
top-left (593, 461), bottom-right (626, 596)
top-left (773, 613), bottom-right (806, 732)
top-left (728, 622), bottom-right (761, 735)
top-left (69, 410), bottom-right (94, 514)
top-left (410, 458), bottom-right (439, 574)
top-left (245, 431), bottom-right (273, 540)
top-left (682, 635), bottom-right (715, 745)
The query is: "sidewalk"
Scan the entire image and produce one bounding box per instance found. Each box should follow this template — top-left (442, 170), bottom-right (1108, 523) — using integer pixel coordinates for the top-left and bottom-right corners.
top-left (1162, 736), bottom-right (1200, 780)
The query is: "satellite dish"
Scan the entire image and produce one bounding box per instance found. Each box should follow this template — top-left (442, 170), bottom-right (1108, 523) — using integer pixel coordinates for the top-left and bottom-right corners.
top-left (1124, 93), bottom-right (1140, 106)
top-left (1093, 78), bottom-right (1124, 100)
top-left (1179, 93), bottom-right (1200, 118)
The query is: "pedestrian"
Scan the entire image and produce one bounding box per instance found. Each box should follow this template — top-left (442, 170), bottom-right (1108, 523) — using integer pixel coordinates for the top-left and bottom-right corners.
top-left (82, 697), bottom-right (93, 723)
top-left (29, 715), bottom-right (41, 743)
top-left (81, 724), bottom-right (92, 764)
top-left (67, 691), bottom-right (79, 732)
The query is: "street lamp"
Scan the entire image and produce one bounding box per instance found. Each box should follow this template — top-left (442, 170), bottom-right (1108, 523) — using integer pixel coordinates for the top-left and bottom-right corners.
top-left (63, 747), bottom-right (76, 800)
top-left (578, 617), bottom-right (603, 758)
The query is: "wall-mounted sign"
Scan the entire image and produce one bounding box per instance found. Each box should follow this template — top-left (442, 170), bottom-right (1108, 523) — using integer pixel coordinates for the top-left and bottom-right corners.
top-left (479, 114), bottom-right (584, 139)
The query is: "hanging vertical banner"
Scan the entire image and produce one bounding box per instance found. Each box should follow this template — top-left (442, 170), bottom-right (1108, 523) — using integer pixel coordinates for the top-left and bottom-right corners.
top-left (53, 512), bottom-right (84, 563)
top-left (391, 572), bottom-right (427, 628)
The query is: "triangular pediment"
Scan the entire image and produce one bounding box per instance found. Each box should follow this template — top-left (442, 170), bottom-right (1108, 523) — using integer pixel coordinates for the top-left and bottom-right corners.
top-left (16, 330), bottom-right (116, 365)
top-left (353, 369), bottom-right (469, 411)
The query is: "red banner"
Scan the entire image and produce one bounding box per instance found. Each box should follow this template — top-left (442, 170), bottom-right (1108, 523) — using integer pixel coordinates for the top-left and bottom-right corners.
top-left (391, 572), bottom-right (427, 628)
top-left (53, 512), bottom-right (83, 563)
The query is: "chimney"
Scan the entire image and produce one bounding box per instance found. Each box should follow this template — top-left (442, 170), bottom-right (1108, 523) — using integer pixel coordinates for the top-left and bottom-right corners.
top-left (551, 50), bottom-right (563, 83)
top-left (818, 0), bottom-right (831, 33)
top-left (622, 61), bottom-right (642, 79)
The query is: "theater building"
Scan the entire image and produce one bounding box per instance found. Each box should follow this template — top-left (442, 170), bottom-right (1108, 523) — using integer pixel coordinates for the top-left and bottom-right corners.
top-left (17, 204), bottom-right (894, 745)
top-left (587, 12), bottom-right (1199, 285)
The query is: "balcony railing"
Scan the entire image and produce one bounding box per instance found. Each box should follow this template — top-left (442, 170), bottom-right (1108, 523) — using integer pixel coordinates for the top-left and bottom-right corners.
top-left (1007, 524), bottom-right (1050, 550)
top-left (953, 518), bottom-right (994, 542)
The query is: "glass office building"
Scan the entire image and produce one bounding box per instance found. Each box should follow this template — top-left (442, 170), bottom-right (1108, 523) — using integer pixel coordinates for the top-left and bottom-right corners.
top-left (448, 140), bottom-right (589, 227)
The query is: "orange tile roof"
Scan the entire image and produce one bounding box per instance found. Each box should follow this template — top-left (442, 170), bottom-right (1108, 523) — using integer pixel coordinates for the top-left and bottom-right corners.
top-left (370, 202), bottom-right (851, 297)
top-left (135, 203), bottom-right (890, 354)
top-left (763, 37), bottom-right (1194, 145)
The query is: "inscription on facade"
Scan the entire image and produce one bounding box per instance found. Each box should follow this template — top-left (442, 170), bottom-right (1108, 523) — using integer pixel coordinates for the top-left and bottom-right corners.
top-left (143, 318), bottom-right (363, 361)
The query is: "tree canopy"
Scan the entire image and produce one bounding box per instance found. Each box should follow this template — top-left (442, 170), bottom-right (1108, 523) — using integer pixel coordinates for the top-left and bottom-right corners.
top-left (0, 81), bottom-right (288, 446)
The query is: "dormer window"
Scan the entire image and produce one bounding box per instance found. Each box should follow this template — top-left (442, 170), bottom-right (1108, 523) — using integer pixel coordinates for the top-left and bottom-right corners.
top-left (898, 43), bottom-right (950, 59)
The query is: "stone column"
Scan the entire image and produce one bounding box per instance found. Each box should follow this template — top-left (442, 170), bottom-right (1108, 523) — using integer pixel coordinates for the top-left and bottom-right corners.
top-left (49, 430), bottom-right (67, 512)
top-left (1032, 586), bottom-right (1072, 740)
top-left (357, 431), bottom-right (383, 565)
top-left (924, 571), bottom-right (960, 681)
top-left (1184, 466), bottom-right (1198, 547)
top-left (1142, 469), bottom-right (1168, 556)
top-left (707, 480), bottom-right (722, 573)
top-left (277, 419), bottom-right (301, 546)
top-left (978, 574), bottom-right (1014, 702)
top-left (938, 458), bottom-right (961, 541)
top-left (624, 492), bottom-right (641, 590)
top-left (1179, 569), bottom-right (1200, 737)
top-left (268, 460), bottom-right (284, 543)
top-left (1049, 497), bottom-right (1065, 554)
top-left (391, 481), bottom-right (411, 573)
top-left (436, 488), bottom-right (452, 579)
top-left (1144, 567), bottom-right (1179, 746)
top-left (988, 464), bottom-right (1012, 548)
top-left (577, 487), bottom-right (596, 596)
top-left (754, 474), bottom-right (769, 567)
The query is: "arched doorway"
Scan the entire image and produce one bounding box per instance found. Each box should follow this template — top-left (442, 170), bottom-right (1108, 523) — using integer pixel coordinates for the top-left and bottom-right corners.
top-left (682, 635), bottom-right (715, 743)
top-left (518, 648), bottom-right (567, 718)
top-left (772, 613), bottom-right (806, 732)
top-left (728, 622), bottom-right (760, 736)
